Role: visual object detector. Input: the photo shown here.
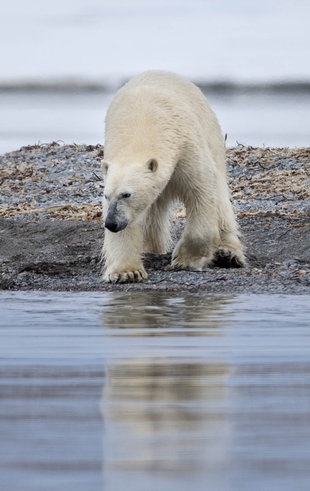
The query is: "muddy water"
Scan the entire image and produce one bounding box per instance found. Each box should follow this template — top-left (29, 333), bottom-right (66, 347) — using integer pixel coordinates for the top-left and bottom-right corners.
top-left (0, 292), bottom-right (310, 491)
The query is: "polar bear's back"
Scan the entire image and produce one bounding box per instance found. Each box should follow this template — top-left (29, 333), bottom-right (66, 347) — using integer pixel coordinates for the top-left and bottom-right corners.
top-left (104, 70), bottom-right (225, 169)
top-left (124, 71), bottom-right (208, 108)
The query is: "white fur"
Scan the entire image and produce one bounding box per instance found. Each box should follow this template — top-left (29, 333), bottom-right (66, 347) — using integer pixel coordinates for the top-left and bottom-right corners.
top-left (102, 70), bottom-right (245, 283)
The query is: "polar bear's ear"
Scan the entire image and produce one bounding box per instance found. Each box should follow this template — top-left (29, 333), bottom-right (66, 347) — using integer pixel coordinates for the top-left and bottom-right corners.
top-left (101, 160), bottom-right (109, 174)
top-left (146, 158), bottom-right (158, 172)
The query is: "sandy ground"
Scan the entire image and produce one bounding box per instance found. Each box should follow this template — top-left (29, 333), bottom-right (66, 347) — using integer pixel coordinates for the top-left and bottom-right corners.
top-left (0, 143), bottom-right (309, 293)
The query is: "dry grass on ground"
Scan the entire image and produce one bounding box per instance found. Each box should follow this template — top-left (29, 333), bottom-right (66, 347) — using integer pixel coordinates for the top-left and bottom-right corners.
top-left (0, 144), bottom-right (309, 221)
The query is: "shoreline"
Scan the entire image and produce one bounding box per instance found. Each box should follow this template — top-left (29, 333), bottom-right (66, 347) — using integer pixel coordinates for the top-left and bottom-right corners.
top-left (0, 143), bottom-right (309, 293)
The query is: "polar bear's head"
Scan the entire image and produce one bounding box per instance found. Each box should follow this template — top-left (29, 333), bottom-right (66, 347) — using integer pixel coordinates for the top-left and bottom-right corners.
top-left (102, 158), bottom-right (159, 233)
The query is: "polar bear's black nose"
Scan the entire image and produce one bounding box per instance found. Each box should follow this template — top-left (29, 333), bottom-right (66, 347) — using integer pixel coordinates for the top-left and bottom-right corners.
top-left (105, 219), bottom-right (118, 233)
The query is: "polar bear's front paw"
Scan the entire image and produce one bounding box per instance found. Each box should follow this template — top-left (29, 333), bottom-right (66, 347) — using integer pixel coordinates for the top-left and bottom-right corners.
top-left (171, 254), bottom-right (210, 271)
top-left (172, 240), bottom-right (213, 271)
top-left (105, 268), bottom-right (148, 283)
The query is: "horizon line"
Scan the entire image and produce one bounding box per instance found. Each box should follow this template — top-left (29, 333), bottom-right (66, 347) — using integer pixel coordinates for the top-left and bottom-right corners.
top-left (1, 78), bottom-right (310, 95)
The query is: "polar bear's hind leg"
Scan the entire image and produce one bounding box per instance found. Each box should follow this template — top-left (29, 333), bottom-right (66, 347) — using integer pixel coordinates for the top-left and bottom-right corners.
top-left (213, 231), bottom-right (247, 268)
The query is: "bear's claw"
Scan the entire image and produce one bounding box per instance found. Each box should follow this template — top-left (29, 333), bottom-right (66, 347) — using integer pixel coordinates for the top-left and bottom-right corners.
top-left (106, 269), bottom-right (148, 283)
top-left (211, 249), bottom-right (247, 268)
top-left (171, 254), bottom-right (209, 271)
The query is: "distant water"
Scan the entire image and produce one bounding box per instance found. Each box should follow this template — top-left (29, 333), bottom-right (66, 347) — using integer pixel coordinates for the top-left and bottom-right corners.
top-left (1, 291), bottom-right (310, 491)
top-left (1, 89), bottom-right (310, 154)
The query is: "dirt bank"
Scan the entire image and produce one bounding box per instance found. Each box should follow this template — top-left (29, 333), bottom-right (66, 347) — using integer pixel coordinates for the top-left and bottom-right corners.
top-left (0, 143), bottom-right (309, 293)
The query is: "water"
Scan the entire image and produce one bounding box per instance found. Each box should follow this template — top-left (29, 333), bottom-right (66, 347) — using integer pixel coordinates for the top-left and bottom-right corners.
top-left (1, 90), bottom-right (310, 154)
top-left (1, 291), bottom-right (310, 491)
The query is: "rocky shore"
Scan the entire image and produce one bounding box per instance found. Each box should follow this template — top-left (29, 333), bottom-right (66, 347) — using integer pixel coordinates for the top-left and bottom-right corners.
top-left (0, 143), bottom-right (309, 293)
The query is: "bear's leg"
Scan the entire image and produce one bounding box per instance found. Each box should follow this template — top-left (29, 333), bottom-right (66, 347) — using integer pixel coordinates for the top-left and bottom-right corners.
top-left (172, 198), bottom-right (220, 270)
top-left (213, 231), bottom-right (247, 268)
top-left (102, 224), bottom-right (147, 283)
top-left (214, 181), bottom-right (247, 267)
top-left (143, 198), bottom-right (172, 254)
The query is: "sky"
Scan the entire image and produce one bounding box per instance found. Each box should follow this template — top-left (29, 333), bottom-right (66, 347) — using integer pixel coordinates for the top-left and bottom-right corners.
top-left (1, 0), bottom-right (309, 151)
top-left (1, 0), bottom-right (310, 83)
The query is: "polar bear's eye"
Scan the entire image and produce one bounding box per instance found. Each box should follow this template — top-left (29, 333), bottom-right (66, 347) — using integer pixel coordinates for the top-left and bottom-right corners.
top-left (146, 158), bottom-right (158, 172)
top-left (120, 192), bottom-right (132, 199)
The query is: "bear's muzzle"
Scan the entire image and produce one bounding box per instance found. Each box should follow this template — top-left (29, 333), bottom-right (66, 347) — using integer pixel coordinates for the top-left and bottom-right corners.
top-left (105, 200), bottom-right (128, 233)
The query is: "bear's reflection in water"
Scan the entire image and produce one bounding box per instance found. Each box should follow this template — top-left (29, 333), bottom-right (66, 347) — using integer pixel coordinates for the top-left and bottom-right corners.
top-left (100, 294), bottom-right (233, 486)
top-left (100, 293), bottom-right (231, 333)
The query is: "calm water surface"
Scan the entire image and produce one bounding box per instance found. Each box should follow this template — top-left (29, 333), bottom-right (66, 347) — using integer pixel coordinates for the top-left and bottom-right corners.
top-left (0, 292), bottom-right (310, 491)
top-left (1, 91), bottom-right (310, 154)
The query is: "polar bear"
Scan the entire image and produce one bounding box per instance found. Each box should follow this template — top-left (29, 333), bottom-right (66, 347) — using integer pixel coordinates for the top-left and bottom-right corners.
top-left (101, 70), bottom-right (245, 283)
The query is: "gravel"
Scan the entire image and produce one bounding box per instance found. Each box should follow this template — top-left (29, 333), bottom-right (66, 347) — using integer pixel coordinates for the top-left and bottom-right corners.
top-left (0, 143), bottom-right (309, 293)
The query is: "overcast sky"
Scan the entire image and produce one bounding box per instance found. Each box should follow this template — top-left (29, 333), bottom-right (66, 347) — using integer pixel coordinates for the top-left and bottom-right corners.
top-left (1, 0), bottom-right (310, 83)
